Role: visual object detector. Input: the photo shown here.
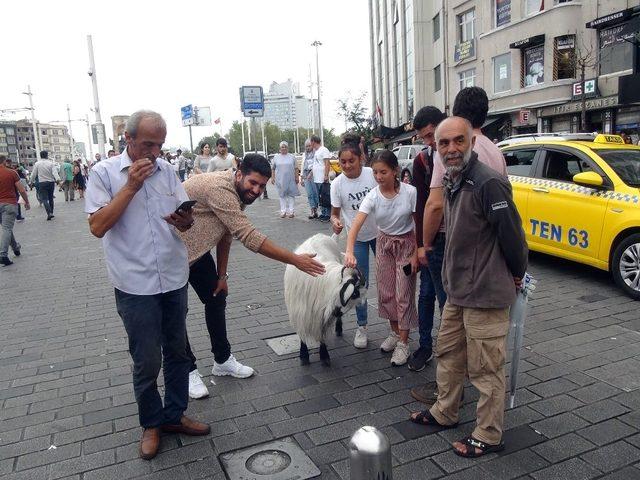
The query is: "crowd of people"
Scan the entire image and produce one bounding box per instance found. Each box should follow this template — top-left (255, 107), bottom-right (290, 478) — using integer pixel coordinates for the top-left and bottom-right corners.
top-left (1, 86), bottom-right (529, 462)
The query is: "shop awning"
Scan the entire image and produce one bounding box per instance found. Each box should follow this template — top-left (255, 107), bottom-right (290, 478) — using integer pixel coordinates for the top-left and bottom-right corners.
top-left (509, 34), bottom-right (545, 49)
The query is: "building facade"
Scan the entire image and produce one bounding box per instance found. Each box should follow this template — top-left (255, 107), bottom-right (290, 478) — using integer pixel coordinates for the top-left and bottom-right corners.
top-left (16, 120), bottom-right (72, 164)
top-left (369, 0), bottom-right (640, 141)
top-left (0, 122), bottom-right (19, 163)
top-left (263, 79), bottom-right (319, 132)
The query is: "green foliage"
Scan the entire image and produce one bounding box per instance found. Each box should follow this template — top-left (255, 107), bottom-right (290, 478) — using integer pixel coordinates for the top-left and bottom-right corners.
top-left (336, 92), bottom-right (375, 145)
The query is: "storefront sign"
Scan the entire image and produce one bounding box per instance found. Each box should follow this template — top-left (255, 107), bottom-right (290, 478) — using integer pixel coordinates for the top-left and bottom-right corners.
top-left (572, 79), bottom-right (598, 100)
top-left (496, 0), bottom-right (511, 27)
top-left (600, 23), bottom-right (636, 49)
top-left (509, 34), bottom-right (545, 49)
top-left (539, 96), bottom-right (618, 116)
top-left (586, 8), bottom-right (633, 29)
top-left (454, 40), bottom-right (475, 62)
top-left (519, 109), bottom-right (531, 123)
top-left (524, 45), bottom-right (545, 87)
top-left (557, 36), bottom-right (575, 50)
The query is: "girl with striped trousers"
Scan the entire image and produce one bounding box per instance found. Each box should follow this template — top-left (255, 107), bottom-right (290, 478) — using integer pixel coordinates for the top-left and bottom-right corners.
top-left (344, 150), bottom-right (419, 366)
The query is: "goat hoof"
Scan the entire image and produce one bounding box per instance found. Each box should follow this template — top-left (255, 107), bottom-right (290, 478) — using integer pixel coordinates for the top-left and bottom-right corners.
top-left (335, 318), bottom-right (343, 337)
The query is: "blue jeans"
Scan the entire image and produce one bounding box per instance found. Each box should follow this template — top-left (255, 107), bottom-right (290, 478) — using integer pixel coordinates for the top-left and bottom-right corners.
top-left (304, 174), bottom-right (319, 210)
top-left (315, 182), bottom-right (330, 217)
top-left (115, 285), bottom-right (190, 428)
top-left (0, 204), bottom-right (19, 258)
top-left (417, 233), bottom-right (447, 349)
top-left (353, 238), bottom-right (376, 326)
top-left (37, 181), bottom-right (55, 215)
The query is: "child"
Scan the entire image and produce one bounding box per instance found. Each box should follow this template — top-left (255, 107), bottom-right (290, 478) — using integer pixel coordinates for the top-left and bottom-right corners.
top-left (330, 135), bottom-right (378, 349)
top-left (344, 150), bottom-right (418, 366)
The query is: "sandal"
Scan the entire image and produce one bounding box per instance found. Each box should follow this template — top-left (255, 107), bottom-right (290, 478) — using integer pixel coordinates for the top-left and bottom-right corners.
top-left (453, 436), bottom-right (505, 458)
top-left (409, 409), bottom-right (458, 428)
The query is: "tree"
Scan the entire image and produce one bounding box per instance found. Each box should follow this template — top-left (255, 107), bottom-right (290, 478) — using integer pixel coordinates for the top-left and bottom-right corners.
top-left (573, 41), bottom-right (598, 133)
top-left (336, 91), bottom-right (375, 145)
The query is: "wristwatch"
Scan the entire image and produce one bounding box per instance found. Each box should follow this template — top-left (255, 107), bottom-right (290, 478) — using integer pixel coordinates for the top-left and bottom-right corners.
top-left (219, 273), bottom-right (229, 281)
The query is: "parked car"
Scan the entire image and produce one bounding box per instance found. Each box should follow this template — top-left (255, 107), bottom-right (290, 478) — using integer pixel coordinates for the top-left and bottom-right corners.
top-left (501, 133), bottom-right (640, 299)
top-left (392, 144), bottom-right (425, 181)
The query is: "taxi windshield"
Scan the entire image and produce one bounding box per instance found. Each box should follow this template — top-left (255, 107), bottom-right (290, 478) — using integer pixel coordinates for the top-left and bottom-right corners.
top-left (597, 149), bottom-right (640, 187)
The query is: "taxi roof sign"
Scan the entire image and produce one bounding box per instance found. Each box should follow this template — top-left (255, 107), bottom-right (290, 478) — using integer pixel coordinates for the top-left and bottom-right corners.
top-left (593, 134), bottom-right (625, 144)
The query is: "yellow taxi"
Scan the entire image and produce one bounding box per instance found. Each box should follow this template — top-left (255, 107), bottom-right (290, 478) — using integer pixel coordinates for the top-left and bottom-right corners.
top-left (499, 133), bottom-right (640, 299)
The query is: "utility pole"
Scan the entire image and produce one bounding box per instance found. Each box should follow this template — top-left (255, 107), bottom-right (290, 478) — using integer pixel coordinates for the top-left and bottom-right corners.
top-left (23, 85), bottom-right (42, 157)
top-left (308, 64), bottom-right (315, 138)
top-left (312, 40), bottom-right (324, 144)
top-left (85, 113), bottom-right (93, 161)
top-left (67, 105), bottom-right (75, 161)
top-left (261, 119), bottom-right (267, 154)
top-left (87, 35), bottom-right (106, 158)
top-left (241, 119), bottom-right (246, 155)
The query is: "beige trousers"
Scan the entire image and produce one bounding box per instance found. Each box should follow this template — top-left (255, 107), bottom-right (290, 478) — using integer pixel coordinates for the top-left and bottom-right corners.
top-left (429, 302), bottom-right (510, 445)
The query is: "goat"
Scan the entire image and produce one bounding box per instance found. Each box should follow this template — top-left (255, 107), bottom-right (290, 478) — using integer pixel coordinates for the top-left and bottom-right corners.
top-left (284, 233), bottom-right (366, 366)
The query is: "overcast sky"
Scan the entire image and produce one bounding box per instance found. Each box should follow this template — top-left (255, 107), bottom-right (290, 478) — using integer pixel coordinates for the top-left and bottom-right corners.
top-left (1, 0), bottom-right (371, 153)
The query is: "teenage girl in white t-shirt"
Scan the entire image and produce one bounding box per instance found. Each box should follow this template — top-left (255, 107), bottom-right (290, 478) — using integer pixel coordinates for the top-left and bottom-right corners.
top-left (344, 150), bottom-right (419, 366)
top-left (330, 138), bottom-right (378, 349)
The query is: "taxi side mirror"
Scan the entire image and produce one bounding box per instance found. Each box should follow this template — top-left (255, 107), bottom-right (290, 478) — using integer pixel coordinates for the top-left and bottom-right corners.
top-left (573, 171), bottom-right (604, 188)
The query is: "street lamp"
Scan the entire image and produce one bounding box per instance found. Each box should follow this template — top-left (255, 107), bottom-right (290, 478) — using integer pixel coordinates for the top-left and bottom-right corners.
top-left (21, 86), bottom-right (42, 156)
top-left (311, 40), bottom-right (324, 145)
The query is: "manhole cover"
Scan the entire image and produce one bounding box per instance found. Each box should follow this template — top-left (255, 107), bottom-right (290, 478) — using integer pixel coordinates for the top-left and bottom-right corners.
top-left (266, 334), bottom-right (319, 355)
top-left (220, 437), bottom-right (320, 480)
top-left (246, 450), bottom-right (291, 474)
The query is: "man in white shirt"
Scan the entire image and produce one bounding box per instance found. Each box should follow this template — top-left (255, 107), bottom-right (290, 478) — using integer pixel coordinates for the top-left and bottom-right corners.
top-left (310, 134), bottom-right (332, 221)
top-left (29, 150), bottom-right (60, 220)
top-left (208, 137), bottom-right (237, 172)
top-left (176, 149), bottom-right (187, 181)
top-left (85, 110), bottom-right (210, 460)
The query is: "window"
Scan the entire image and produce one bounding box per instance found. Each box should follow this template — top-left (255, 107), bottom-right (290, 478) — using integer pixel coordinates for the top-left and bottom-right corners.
top-left (599, 24), bottom-right (634, 75)
top-left (523, 44), bottom-right (545, 87)
top-left (458, 9), bottom-right (475, 42)
top-left (6, 128), bottom-right (14, 135)
top-left (434, 64), bottom-right (442, 92)
top-left (554, 0), bottom-right (573, 3)
top-left (505, 149), bottom-right (536, 177)
top-left (493, 53), bottom-right (511, 93)
top-left (495, 0), bottom-right (511, 27)
top-left (525, 0), bottom-right (543, 16)
top-left (458, 68), bottom-right (476, 90)
top-left (542, 150), bottom-right (592, 182)
top-left (433, 12), bottom-right (440, 41)
top-left (41, 129), bottom-right (47, 135)
top-left (554, 36), bottom-right (575, 80)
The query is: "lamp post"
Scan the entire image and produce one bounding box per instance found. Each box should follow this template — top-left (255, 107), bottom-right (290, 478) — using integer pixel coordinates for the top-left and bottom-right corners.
top-left (311, 40), bottom-right (324, 144)
top-left (22, 85), bottom-right (42, 156)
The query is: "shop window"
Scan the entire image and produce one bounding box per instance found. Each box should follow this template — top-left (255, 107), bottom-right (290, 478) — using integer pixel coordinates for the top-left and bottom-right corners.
top-left (504, 149), bottom-right (536, 177)
top-left (599, 24), bottom-right (634, 75)
top-left (495, 0), bottom-right (511, 27)
top-left (522, 44), bottom-right (545, 87)
top-left (554, 35), bottom-right (575, 80)
top-left (493, 53), bottom-right (511, 93)
top-left (433, 12), bottom-right (440, 41)
top-left (458, 9), bottom-right (475, 43)
top-left (525, 0), bottom-right (544, 16)
top-left (459, 68), bottom-right (476, 90)
top-left (434, 64), bottom-right (442, 92)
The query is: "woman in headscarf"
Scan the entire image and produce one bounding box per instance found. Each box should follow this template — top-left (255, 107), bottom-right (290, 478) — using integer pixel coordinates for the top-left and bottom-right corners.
top-left (271, 141), bottom-right (300, 218)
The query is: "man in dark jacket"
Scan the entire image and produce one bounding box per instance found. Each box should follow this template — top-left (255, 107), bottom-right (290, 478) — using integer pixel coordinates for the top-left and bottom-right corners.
top-left (410, 116), bottom-right (528, 458)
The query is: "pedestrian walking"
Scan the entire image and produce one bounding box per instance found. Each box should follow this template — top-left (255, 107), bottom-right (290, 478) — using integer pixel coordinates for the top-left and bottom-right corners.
top-left (176, 149), bottom-right (187, 181)
top-left (207, 138), bottom-right (237, 172)
top-left (310, 134), bottom-right (332, 221)
top-left (408, 106), bottom-right (447, 373)
top-left (29, 150), bottom-right (60, 220)
top-left (85, 110), bottom-right (210, 460)
top-left (330, 135), bottom-right (378, 349)
top-left (409, 117), bottom-right (528, 458)
top-left (177, 154), bottom-right (324, 399)
top-left (14, 163), bottom-right (29, 221)
top-left (300, 139), bottom-right (319, 219)
top-left (344, 150), bottom-right (418, 366)
top-left (0, 155), bottom-right (30, 266)
top-left (73, 160), bottom-right (86, 199)
top-left (193, 143), bottom-right (212, 174)
top-left (60, 159), bottom-right (75, 202)
top-left (272, 141), bottom-right (299, 218)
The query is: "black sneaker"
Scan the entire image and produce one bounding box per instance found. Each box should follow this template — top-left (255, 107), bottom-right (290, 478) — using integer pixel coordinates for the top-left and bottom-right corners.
top-left (13, 247), bottom-right (20, 257)
top-left (408, 346), bottom-right (433, 372)
top-left (0, 257), bottom-right (13, 266)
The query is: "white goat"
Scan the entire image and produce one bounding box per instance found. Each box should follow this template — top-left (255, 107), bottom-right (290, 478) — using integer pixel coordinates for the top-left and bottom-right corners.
top-left (284, 233), bottom-right (366, 365)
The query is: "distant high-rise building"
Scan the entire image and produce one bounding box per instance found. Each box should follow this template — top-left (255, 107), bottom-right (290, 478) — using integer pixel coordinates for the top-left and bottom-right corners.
top-left (0, 121), bottom-right (19, 163)
top-left (16, 119), bottom-right (72, 164)
top-left (263, 79), bottom-right (319, 132)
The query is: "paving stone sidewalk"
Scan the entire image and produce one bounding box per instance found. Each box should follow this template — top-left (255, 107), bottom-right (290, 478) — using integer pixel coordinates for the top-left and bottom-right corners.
top-left (1, 190), bottom-right (639, 480)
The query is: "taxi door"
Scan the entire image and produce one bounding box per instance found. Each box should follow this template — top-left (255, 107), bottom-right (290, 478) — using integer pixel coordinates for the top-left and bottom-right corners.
top-left (504, 147), bottom-right (540, 247)
top-left (526, 147), bottom-right (609, 267)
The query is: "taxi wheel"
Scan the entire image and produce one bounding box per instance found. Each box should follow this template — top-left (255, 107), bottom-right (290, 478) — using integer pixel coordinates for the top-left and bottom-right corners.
top-left (611, 233), bottom-right (640, 300)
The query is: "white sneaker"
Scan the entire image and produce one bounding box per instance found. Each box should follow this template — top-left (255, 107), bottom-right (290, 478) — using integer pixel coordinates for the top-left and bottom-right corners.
top-left (188, 370), bottom-right (209, 399)
top-left (380, 331), bottom-right (400, 352)
top-left (211, 355), bottom-right (255, 378)
top-left (391, 342), bottom-right (410, 366)
top-left (354, 326), bottom-right (368, 349)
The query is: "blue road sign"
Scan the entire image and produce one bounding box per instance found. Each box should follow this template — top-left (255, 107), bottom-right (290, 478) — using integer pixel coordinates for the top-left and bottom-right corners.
top-left (181, 104), bottom-right (194, 126)
top-left (240, 86), bottom-right (264, 117)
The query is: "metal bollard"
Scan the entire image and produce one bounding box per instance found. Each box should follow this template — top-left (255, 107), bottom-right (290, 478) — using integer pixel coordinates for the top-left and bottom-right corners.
top-left (349, 426), bottom-right (392, 480)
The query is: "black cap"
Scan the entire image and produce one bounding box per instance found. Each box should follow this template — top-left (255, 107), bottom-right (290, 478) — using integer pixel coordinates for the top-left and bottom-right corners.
top-left (216, 138), bottom-right (228, 147)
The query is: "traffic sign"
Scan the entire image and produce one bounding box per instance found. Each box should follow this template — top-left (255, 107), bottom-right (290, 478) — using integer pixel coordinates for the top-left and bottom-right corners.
top-left (181, 104), bottom-right (195, 126)
top-left (240, 86), bottom-right (264, 117)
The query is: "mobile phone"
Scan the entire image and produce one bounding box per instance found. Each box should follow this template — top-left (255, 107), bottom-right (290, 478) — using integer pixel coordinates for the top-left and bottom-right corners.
top-left (403, 263), bottom-right (412, 276)
top-left (175, 200), bottom-right (197, 213)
